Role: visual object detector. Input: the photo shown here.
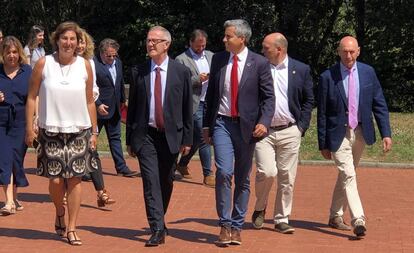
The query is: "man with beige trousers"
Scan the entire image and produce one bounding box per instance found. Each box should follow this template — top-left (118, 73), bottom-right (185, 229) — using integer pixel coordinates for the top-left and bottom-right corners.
top-left (252, 33), bottom-right (314, 234)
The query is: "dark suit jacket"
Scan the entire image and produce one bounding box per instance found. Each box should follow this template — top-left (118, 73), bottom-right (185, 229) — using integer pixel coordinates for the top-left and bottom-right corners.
top-left (203, 50), bottom-right (275, 143)
top-left (126, 58), bottom-right (193, 154)
top-left (175, 49), bottom-right (214, 113)
top-left (317, 61), bottom-right (392, 152)
top-left (286, 57), bottom-right (314, 135)
top-left (94, 55), bottom-right (126, 119)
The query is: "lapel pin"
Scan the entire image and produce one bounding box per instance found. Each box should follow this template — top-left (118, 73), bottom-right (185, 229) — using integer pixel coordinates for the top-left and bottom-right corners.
top-left (247, 62), bottom-right (251, 67)
top-left (292, 70), bottom-right (296, 74)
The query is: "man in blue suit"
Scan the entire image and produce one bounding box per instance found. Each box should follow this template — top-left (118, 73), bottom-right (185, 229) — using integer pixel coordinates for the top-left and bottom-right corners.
top-left (251, 33), bottom-right (314, 234)
top-left (203, 19), bottom-right (275, 245)
top-left (317, 36), bottom-right (392, 237)
top-left (95, 38), bottom-right (138, 177)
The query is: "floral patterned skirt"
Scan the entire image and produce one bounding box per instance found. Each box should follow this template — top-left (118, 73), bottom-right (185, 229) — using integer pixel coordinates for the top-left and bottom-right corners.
top-left (36, 128), bottom-right (98, 178)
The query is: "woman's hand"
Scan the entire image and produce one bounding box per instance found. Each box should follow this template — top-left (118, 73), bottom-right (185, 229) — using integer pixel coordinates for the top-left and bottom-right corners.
top-left (25, 130), bottom-right (38, 148)
top-left (89, 134), bottom-right (98, 151)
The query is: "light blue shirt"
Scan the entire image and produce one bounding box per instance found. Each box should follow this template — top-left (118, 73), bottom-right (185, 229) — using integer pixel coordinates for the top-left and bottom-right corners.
top-left (149, 57), bottom-right (169, 128)
top-left (340, 62), bottom-right (360, 121)
top-left (189, 48), bottom-right (210, 101)
top-left (106, 59), bottom-right (117, 85)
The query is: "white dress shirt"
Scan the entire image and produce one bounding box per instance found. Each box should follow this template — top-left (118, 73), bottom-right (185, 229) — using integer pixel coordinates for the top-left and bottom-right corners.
top-left (189, 48), bottom-right (210, 102)
top-left (270, 56), bottom-right (295, 126)
top-left (218, 46), bottom-right (248, 116)
top-left (149, 57), bottom-right (169, 128)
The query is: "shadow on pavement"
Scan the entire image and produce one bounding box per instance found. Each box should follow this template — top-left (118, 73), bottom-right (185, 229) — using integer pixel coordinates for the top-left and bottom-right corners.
top-left (78, 225), bottom-right (147, 243)
top-left (170, 217), bottom-right (217, 227)
top-left (18, 192), bottom-right (51, 203)
top-left (0, 227), bottom-right (63, 242)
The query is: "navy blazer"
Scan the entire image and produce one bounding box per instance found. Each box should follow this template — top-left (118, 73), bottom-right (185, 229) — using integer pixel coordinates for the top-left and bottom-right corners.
top-left (203, 50), bottom-right (275, 143)
top-left (94, 55), bottom-right (126, 119)
top-left (126, 58), bottom-right (193, 154)
top-left (285, 57), bottom-right (314, 135)
top-left (317, 62), bottom-right (392, 152)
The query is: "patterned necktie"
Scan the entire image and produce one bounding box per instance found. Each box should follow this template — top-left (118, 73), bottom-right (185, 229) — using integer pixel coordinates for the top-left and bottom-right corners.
top-left (230, 54), bottom-right (239, 117)
top-left (348, 68), bottom-right (358, 129)
top-left (154, 67), bottom-right (164, 129)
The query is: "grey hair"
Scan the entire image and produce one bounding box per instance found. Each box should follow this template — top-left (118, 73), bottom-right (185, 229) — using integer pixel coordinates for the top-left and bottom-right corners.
top-left (99, 38), bottom-right (120, 53)
top-left (223, 19), bottom-right (252, 44)
top-left (148, 26), bottom-right (172, 43)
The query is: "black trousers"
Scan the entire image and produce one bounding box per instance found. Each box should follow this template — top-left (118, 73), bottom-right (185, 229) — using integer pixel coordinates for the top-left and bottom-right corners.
top-left (89, 150), bottom-right (105, 191)
top-left (136, 128), bottom-right (178, 232)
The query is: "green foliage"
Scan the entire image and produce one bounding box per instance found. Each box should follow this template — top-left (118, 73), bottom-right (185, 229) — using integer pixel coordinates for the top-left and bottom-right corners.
top-left (0, 0), bottom-right (412, 111)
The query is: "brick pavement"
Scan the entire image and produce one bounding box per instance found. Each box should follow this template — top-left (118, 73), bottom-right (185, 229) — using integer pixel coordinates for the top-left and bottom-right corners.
top-left (1, 153), bottom-right (414, 253)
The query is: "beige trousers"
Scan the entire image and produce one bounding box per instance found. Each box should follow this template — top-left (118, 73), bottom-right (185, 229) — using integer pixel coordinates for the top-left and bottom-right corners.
top-left (254, 125), bottom-right (302, 224)
top-left (330, 126), bottom-right (366, 225)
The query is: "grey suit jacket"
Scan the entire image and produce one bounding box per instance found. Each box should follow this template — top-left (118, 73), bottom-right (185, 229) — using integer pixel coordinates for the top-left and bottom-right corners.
top-left (175, 49), bottom-right (213, 113)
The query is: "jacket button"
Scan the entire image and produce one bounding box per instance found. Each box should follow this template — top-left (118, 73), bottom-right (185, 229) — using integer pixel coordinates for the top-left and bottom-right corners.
top-left (345, 111), bottom-right (349, 115)
top-left (344, 124), bottom-right (348, 127)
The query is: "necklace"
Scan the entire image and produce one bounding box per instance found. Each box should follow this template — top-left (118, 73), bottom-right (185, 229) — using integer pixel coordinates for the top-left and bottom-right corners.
top-left (59, 58), bottom-right (74, 85)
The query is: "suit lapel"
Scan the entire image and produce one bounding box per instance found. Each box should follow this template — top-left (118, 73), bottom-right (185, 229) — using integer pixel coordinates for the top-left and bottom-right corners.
top-left (239, 50), bottom-right (254, 90)
top-left (357, 62), bottom-right (366, 108)
top-left (333, 63), bottom-right (348, 107)
top-left (219, 52), bottom-right (230, 96)
top-left (185, 49), bottom-right (200, 75)
top-left (287, 57), bottom-right (295, 104)
top-left (144, 60), bottom-right (152, 103)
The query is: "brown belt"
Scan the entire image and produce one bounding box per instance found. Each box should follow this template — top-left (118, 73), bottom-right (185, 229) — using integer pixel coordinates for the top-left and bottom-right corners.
top-left (270, 122), bottom-right (296, 131)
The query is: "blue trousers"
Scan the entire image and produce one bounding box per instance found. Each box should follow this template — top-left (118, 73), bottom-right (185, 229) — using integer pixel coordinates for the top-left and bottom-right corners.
top-left (213, 116), bottom-right (256, 229)
top-left (178, 102), bottom-right (212, 176)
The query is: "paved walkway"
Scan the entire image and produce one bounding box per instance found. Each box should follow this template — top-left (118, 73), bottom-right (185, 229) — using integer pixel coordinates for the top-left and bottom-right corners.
top-left (1, 153), bottom-right (413, 253)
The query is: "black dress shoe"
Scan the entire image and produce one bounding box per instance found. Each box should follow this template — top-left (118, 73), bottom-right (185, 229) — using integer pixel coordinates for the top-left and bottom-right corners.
top-left (145, 230), bottom-right (166, 247)
top-left (117, 168), bottom-right (139, 177)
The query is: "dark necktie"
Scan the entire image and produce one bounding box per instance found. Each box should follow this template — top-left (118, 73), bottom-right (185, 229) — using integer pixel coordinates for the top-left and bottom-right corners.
top-left (231, 55), bottom-right (239, 117)
top-left (155, 67), bottom-right (164, 129)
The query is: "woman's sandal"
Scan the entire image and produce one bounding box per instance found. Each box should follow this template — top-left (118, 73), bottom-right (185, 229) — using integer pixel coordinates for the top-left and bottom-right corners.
top-left (97, 189), bottom-right (116, 207)
top-left (54, 207), bottom-right (66, 237)
top-left (67, 231), bottom-right (82, 246)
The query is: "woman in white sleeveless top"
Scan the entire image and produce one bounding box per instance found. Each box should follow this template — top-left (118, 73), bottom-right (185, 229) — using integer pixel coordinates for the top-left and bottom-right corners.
top-left (25, 21), bottom-right (98, 246)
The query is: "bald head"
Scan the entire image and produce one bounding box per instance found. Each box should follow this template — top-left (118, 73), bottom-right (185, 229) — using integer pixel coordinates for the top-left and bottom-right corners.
top-left (262, 32), bottom-right (288, 65)
top-left (338, 36), bottom-right (360, 69)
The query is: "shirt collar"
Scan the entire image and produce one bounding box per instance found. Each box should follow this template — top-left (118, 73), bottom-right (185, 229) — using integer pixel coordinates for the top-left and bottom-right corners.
top-left (189, 48), bottom-right (205, 59)
top-left (340, 62), bottom-right (357, 74)
top-left (230, 46), bottom-right (248, 63)
top-left (151, 56), bottom-right (169, 72)
top-left (272, 55), bottom-right (289, 69)
top-left (106, 59), bottom-right (116, 68)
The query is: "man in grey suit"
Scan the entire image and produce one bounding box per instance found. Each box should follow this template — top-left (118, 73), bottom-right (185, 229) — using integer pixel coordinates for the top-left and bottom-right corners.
top-left (175, 29), bottom-right (215, 187)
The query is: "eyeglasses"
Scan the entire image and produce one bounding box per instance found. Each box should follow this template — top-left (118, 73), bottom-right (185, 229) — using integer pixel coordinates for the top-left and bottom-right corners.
top-left (146, 39), bottom-right (167, 45)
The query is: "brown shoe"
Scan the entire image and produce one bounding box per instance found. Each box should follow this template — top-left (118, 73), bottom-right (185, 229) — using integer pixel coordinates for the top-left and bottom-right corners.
top-left (230, 228), bottom-right (242, 245)
top-left (97, 189), bottom-right (116, 207)
top-left (176, 165), bottom-right (192, 179)
top-left (217, 226), bottom-right (231, 245)
top-left (328, 216), bottom-right (352, 231)
top-left (203, 175), bottom-right (215, 187)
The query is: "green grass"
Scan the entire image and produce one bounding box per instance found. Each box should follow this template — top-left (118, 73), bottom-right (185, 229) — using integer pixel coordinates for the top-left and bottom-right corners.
top-left (98, 111), bottom-right (414, 163)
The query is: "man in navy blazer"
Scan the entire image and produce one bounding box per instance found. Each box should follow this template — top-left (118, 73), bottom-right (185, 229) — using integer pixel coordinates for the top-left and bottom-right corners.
top-left (251, 33), bottom-right (314, 234)
top-left (203, 19), bottom-right (275, 245)
top-left (95, 38), bottom-right (137, 177)
top-left (126, 26), bottom-right (192, 246)
top-left (317, 36), bottom-right (392, 237)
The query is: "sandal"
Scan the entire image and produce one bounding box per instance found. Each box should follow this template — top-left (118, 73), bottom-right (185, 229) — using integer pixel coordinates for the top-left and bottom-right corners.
top-left (67, 231), bottom-right (82, 246)
top-left (14, 199), bottom-right (24, 211)
top-left (97, 189), bottom-right (116, 207)
top-left (0, 202), bottom-right (16, 216)
top-left (54, 207), bottom-right (66, 237)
